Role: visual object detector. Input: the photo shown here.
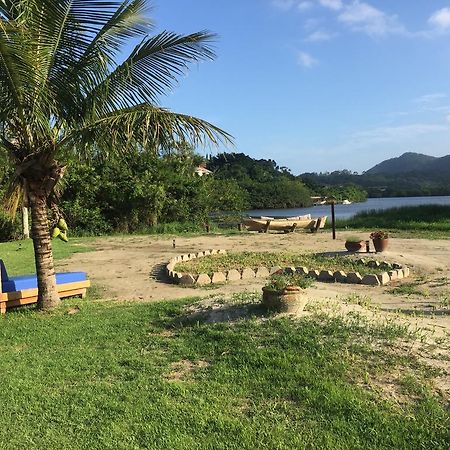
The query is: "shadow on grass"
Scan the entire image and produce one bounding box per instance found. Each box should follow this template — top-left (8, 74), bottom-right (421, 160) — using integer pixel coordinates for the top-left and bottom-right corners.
top-left (168, 300), bottom-right (269, 327)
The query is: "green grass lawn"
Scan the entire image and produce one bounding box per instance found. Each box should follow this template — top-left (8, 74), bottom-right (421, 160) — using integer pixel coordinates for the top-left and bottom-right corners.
top-left (0, 238), bottom-right (93, 275)
top-left (0, 298), bottom-right (448, 450)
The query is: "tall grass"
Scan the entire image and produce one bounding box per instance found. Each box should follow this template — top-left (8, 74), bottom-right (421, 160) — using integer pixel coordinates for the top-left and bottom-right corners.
top-left (338, 205), bottom-right (450, 234)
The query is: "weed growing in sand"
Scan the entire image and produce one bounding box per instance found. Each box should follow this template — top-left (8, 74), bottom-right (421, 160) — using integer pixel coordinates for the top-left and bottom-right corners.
top-left (343, 293), bottom-right (373, 308)
top-left (389, 282), bottom-right (429, 297)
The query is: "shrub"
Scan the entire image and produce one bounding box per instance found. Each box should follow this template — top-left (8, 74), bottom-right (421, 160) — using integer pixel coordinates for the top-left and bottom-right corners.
top-left (0, 210), bottom-right (20, 242)
top-left (265, 272), bottom-right (314, 291)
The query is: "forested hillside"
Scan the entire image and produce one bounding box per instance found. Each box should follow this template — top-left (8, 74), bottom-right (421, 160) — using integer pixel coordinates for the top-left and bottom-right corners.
top-left (302, 152), bottom-right (450, 197)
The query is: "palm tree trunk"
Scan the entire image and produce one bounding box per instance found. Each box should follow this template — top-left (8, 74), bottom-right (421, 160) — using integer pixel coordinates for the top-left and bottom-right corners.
top-left (28, 188), bottom-right (60, 310)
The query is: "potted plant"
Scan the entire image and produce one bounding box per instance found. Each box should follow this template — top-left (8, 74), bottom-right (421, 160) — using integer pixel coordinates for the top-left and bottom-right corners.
top-left (262, 272), bottom-right (314, 313)
top-left (370, 230), bottom-right (389, 252)
top-left (344, 236), bottom-right (364, 252)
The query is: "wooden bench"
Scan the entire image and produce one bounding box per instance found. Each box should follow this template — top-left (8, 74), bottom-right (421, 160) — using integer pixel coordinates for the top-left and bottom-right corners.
top-left (0, 260), bottom-right (90, 314)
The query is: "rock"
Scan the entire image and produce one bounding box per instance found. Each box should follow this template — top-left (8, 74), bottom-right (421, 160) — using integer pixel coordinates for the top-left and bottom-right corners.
top-left (179, 274), bottom-right (195, 285)
top-left (241, 268), bottom-right (256, 279)
top-left (210, 249), bottom-right (218, 255)
top-left (196, 273), bottom-right (212, 285)
top-left (308, 270), bottom-right (320, 279)
top-left (402, 267), bottom-right (410, 277)
top-left (255, 267), bottom-right (270, 278)
top-left (182, 254), bottom-right (190, 262)
top-left (388, 270), bottom-right (398, 281)
top-left (211, 272), bottom-right (227, 283)
top-left (188, 253), bottom-right (197, 259)
top-left (196, 252), bottom-right (205, 258)
top-left (218, 249), bottom-right (227, 254)
top-left (203, 250), bottom-right (211, 256)
top-left (283, 267), bottom-right (296, 275)
top-left (396, 270), bottom-right (404, 280)
top-left (270, 266), bottom-right (283, 275)
top-left (318, 270), bottom-right (334, 282)
top-left (377, 272), bottom-right (390, 285)
top-left (367, 260), bottom-right (380, 268)
top-left (347, 272), bottom-right (363, 284)
top-left (296, 266), bottom-right (309, 276)
top-left (226, 269), bottom-right (241, 281)
top-left (361, 274), bottom-right (381, 286)
top-left (333, 270), bottom-right (347, 283)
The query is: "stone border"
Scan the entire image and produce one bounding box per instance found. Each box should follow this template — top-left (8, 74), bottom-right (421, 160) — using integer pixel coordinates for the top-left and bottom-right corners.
top-left (166, 251), bottom-right (410, 287)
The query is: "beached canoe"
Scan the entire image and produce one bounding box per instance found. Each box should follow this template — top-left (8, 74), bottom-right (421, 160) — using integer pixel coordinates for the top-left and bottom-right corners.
top-left (242, 215), bottom-right (327, 233)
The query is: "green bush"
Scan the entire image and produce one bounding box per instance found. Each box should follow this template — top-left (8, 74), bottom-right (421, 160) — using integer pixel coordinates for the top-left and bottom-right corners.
top-left (0, 210), bottom-right (20, 242)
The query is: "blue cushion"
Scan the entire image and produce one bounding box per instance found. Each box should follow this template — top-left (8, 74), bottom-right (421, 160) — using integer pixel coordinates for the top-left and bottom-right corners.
top-left (0, 259), bottom-right (8, 281)
top-left (2, 272), bottom-right (87, 293)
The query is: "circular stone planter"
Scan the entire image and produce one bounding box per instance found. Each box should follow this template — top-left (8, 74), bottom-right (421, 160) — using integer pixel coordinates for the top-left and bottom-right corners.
top-left (345, 241), bottom-right (364, 252)
top-left (262, 286), bottom-right (307, 313)
top-left (372, 238), bottom-right (389, 253)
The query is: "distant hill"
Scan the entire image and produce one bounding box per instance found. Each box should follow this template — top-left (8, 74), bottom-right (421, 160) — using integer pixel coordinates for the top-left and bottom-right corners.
top-left (365, 152), bottom-right (438, 175)
top-left (301, 152), bottom-right (450, 198)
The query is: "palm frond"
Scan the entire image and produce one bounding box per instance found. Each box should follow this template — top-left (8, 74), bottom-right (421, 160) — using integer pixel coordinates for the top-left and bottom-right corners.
top-left (84, 31), bottom-right (216, 115)
top-left (59, 104), bottom-right (233, 159)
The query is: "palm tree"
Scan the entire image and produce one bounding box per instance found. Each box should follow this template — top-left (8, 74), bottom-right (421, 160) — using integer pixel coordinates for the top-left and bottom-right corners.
top-left (0, 0), bottom-right (231, 310)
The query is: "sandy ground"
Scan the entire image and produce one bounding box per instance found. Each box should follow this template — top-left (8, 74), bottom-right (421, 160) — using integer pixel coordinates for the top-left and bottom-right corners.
top-left (58, 231), bottom-right (450, 396)
top-left (58, 231), bottom-right (450, 330)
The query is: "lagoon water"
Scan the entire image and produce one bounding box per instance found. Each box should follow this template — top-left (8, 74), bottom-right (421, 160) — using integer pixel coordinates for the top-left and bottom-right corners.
top-left (247, 196), bottom-right (450, 220)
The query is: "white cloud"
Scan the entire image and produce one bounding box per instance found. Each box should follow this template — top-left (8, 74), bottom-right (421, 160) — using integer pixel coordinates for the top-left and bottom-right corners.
top-left (338, 1), bottom-right (406, 37)
top-left (350, 123), bottom-right (449, 145)
top-left (272, 0), bottom-right (296, 11)
top-left (445, 114), bottom-right (450, 124)
top-left (428, 8), bottom-right (450, 30)
top-left (297, 51), bottom-right (318, 68)
top-left (304, 29), bottom-right (336, 42)
top-left (318, 0), bottom-right (343, 11)
top-left (298, 1), bottom-right (314, 12)
top-left (413, 93), bottom-right (447, 104)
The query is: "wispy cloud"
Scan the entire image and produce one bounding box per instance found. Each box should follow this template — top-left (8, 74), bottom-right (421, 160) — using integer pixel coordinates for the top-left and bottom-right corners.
top-left (272, 0), bottom-right (296, 11)
top-left (298, 1), bottom-right (314, 12)
top-left (350, 123), bottom-right (449, 145)
top-left (413, 93), bottom-right (447, 104)
top-left (297, 51), bottom-right (318, 68)
top-left (318, 0), bottom-right (343, 11)
top-left (428, 8), bottom-right (450, 31)
top-left (337, 1), bottom-right (406, 37)
top-left (304, 29), bottom-right (337, 42)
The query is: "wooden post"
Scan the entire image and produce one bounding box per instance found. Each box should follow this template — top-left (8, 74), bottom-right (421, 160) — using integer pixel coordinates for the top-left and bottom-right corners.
top-left (22, 206), bottom-right (30, 239)
top-left (331, 202), bottom-right (336, 240)
top-left (238, 223), bottom-right (243, 232)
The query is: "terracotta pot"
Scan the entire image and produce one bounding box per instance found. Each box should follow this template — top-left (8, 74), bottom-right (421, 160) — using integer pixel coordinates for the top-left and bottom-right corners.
top-left (262, 286), bottom-right (307, 313)
top-left (345, 241), bottom-right (364, 252)
top-left (372, 238), bottom-right (389, 252)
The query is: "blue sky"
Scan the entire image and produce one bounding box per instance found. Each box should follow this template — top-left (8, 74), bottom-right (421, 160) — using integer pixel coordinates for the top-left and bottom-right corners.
top-left (147, 1), bottom-right (450, 174)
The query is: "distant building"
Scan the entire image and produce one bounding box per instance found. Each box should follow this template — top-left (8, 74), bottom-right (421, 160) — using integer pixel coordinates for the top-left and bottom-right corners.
top-left (194, 163), bottom-right (212, 177)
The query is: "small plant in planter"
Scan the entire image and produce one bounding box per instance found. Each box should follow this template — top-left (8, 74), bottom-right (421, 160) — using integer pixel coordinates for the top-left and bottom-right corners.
top-left (370, 230), bottom-right (389, 253)
top-left (262, 272), bottom-right (314, 313)
top-left (344, 236), bottom-right (364, 252)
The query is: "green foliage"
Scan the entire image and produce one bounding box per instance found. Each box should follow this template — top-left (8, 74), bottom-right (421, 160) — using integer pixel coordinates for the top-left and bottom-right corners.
top-left (60, 152), bottom-right (248, 235)
top-left (345, 235), bottom-right (364, 243)
top-left (339, 205), bottom-right (450, 234)
top-left (176, 251), bottom-right (380, 276)
top-left (265, 272), bottom-right (314, 290)
top-left (209, 153), bottom-right (313, 208)
top-left (0, 210), bottom-right (20, 242)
